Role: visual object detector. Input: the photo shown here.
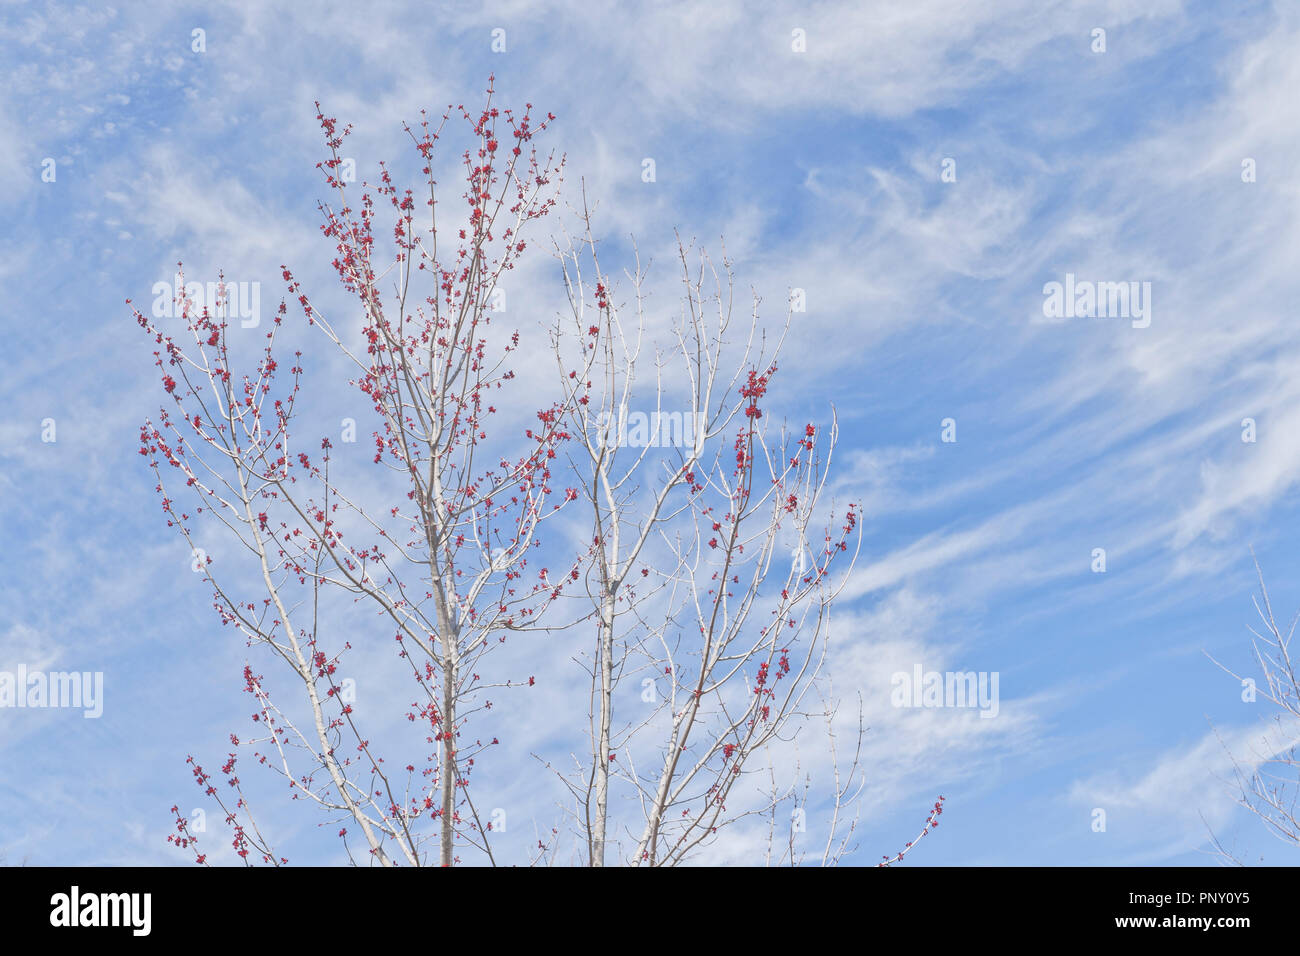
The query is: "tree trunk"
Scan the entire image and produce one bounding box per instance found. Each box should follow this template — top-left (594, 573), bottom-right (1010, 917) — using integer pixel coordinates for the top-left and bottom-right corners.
top-left (592, 589), bottom-right (615, 865)
top-left (440, 659), bottom-right (456, 866)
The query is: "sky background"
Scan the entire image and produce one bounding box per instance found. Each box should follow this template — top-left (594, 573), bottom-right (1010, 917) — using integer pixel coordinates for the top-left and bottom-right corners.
top-left (3, 0), bottom-right (1300, 866)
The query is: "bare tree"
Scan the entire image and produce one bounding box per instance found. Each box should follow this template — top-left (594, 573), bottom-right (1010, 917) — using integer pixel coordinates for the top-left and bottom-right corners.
top-left (546, 201), bottom-right (867, 866)
top-left (1206, 557), bottom-right (1300, 860)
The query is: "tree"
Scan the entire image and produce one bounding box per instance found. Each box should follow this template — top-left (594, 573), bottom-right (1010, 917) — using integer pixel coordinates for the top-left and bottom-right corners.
top-left (139, 79), bottom-right (573, 866)
top-left (1206, 558), bottom-right (1300, 862)
top-left (137, 81), bottom-right (941, 867)
top-left (547, 202), bottom-right (866, 865)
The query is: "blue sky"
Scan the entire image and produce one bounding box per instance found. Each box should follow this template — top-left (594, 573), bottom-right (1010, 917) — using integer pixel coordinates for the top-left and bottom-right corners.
top-left (3, 0), bottom-right (1300, 866)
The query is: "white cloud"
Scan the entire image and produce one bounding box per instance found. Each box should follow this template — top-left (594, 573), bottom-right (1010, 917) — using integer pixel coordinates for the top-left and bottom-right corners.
top-left (1070, 720), bottom-right (1300, 859)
